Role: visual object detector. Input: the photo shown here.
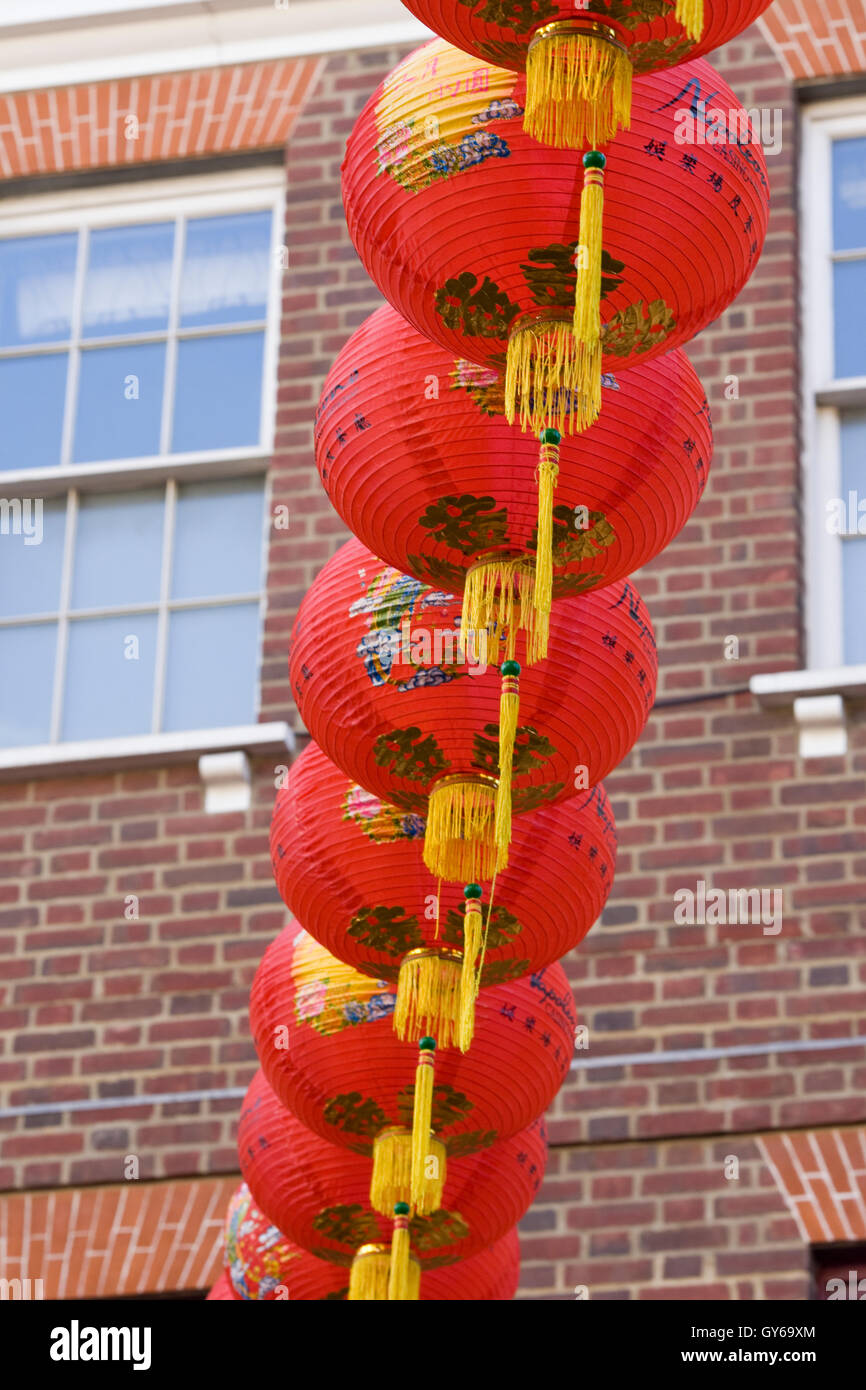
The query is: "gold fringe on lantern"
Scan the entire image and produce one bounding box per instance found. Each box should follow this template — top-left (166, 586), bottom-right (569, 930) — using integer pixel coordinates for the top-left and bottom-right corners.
top-left (371, 1125), bottom-right (446, 1217)
top-left (458, 889), bottom-right (483, 1052)
top-left (461, 552), bottom-right (546, 665)
top-left (410, 1037), bottom-right (436, 1211)
top-left (505, 311), bottom-right (599, 437)
top-left (348, 1243), bottom-right (420, 1301)
top-left (571, 154), bottom-right (605, 429)
top-left (395, 947), bottom-right (462, 1049)
top-left (525, 20), bottom-right (632, 149)
top-left (387, 1203), bottom-right (413, 1301)
top-left (675, 0), bottom-right (704, 43)
top-left (535, 430), bottom-right (561, 625)
top-left (423, 773), bottom-right (503, 882)
top-left (348, 1244), bottom-right (390, 1301)
top-left (494, 662), bottom-right (520, 869)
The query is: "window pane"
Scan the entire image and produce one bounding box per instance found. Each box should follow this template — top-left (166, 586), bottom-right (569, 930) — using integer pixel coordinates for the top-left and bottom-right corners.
top-left (833, 259), bottom-right (866, 380)
top-left (842, 539), bottom-right (866, 665)
top-left (0, 233), bottom-right (77, 348)
top-left (171, 478), bottom-right (265, 600)
top-left (82, 222), bottom-right (174, 339)
top-left (179, 211), bottom-right (272, 328)
top-left (0, 497), bottom-right (66, 618)
top-left (63, 612), bottom-right (157, 740)
top-left (171, 332), bottom-right (263, 453)
top-left (71, 489), bottom-right (164, 610)
top-left (73, 341), bottom-right (165, 462)
top-left (0, 353), bottom-right (68, 471)
top-left (163, 603), bottom-right (259, 731)
top-left (0, 622), bottom-right (57, 746)
top-left (833, 136), bottom-right (866, 252)
top-left (840, 410), bottom-right (866, 500)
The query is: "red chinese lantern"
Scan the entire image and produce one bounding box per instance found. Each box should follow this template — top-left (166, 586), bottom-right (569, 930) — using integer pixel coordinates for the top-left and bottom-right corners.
top-left (238, 1070), bottom-right (546, 1277)
top-left (289, 536), bottom-right (654, 885)
top-left (316, 303), bottom-right (711, 651)
top-left (249, 922), bottom-right (575, 1158)
top-left (218, 1185), bottom-right (522, 1300)
top-left (342, 41), bottom-right (768, 437)
top-left (398, 1), bottom-right (776, 147)
top-left (271, 739), bottom-right (615, 994)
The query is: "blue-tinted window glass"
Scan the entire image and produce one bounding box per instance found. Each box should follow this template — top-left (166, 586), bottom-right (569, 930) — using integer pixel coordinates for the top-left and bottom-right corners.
top-left (833, 260), bottom-right (866, 380)
top-left (163, 603), bottom-right (259, 731)
top-left (840, 411), bottom-right (866, 499)
top-left (62, 612), bottom-right (157, 740)
top-left (842, 539), bottom-right (866, 665)
top-left (171, 478), bottom-right (265, 600)
top-left (0, 354), bottom-right (68, 472)
top-left (0, 623), bottom-right (57, 746)
top-left (0, 233), bottom-right (77, 348)
top-left (73, 342), bottom-right (165, 462)
top-left (833, 136), bottom-right (866, 252)
top-left (171, 332), bottom-right (263, 453)
top-left (71, 489), bottom-right (164, 610)
top-left (179, 211), bottom-right (272, 328)
top-left (0, 497), bottom-right (67, 618)
top-left (82, 222), bottom-right (174, 339)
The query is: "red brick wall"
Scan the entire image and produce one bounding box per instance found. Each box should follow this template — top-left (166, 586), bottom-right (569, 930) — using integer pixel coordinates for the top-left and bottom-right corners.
top-left (2, 21), bottom-right (865, 1300)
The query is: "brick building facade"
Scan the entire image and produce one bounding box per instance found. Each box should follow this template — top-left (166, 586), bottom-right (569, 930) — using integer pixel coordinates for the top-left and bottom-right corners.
top-left (1, 0), bottom-right (865, 1300)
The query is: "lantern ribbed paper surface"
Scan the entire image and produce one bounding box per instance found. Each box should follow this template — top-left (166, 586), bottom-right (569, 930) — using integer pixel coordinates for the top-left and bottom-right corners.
top-left (218, 1188), bottom-right (522, 1300)
top-left (399, 0), bottom-right (773, 69)
top-left (289, 536), bottom-right (656, 816)
top-left (270, 740), bottom-right (616, 986)
top-left (342, 42), bottom-right (768, 431)
top-left (316, 303), bottom-right (712, 601)
top-left (250, 922), bottom-right (575, 1153)
top-left (238, 1070), bottom-right (546, 1268)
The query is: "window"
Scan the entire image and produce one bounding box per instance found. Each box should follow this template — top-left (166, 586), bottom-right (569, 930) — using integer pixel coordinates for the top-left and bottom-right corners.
top-left (811, 1243), bottom-right (866, 1300)
top-left (801, 103), bottom-right (866, 670)
top-left (0, 171), bottom-right (282, 751)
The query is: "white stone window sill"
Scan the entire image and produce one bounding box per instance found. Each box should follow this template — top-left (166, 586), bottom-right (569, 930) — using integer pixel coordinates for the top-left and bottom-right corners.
top-left (750, 666), bottom-right (866, 757)
top-left (0, 722), bottom-right (295, 809)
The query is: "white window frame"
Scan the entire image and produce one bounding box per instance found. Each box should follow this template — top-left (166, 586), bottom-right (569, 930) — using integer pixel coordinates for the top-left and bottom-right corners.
top-left (801, 97), bottom-right (866, 671)
top-left (0, 166), bottom-right (288, 776)
top-left (0, 165), bottom-right (285, 497)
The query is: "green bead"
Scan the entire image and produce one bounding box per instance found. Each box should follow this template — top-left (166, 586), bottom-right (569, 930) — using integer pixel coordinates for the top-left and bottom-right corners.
top-left (583, 150), bottom-right (606, 170)
top-left (419, 1036), bottom-right (436, 1052)
top-left (464, 883), bottom-right (482, 899)
top-left (501, 659), bottom-right (521, 677)
top-left (539, 426), bottom-right (561, 445)
top-left (394, 1201), bottom-right (410, 1216)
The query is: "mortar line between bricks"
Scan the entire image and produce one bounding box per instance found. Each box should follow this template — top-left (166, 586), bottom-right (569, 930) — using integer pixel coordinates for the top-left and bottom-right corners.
top-left (2, 1033), bottom-right (865, 1118)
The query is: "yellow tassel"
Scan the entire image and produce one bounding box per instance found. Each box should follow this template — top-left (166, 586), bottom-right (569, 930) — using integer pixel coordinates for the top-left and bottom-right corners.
top-left (387, 1203), bottom-right (415, 1301)
top-left (535, 429), bottom-right (560, 624)
top-left (458, 886), bottom-right (483, 1052)
top-left (525, 19), bottom-right (631, 149)
top-left (348, 1245), bottom-right (390, 1301)
top-left (675, 0), bottom-right (704, 43)
top-left (505, 312), bottom-right (598, 437)
top-left (494, 661), bottom-right (520, 870)
top-left (572, 153), bottom-right (605, 432)
top-left (348, 1243), bottom-right (420, 1301)
top-left (410, 1037), bottom-right (436, 1210)
top-left (461, 552), bottom-right (545, 665)
top-left (423, 774), bottom-right (503, 882)
top-left (371, 1125), bottom-right (446, 1217)
top-left (394, 947), bottom-right (462, 1049)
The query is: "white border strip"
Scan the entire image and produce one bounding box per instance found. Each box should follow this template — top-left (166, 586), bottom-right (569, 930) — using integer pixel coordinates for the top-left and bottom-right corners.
top-left (0, 4), bottom-right (431, 95)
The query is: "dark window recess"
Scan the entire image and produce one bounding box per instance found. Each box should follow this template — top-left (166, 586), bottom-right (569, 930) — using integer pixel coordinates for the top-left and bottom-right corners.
top-left (811, 1244), bottom-right (866, 1300)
